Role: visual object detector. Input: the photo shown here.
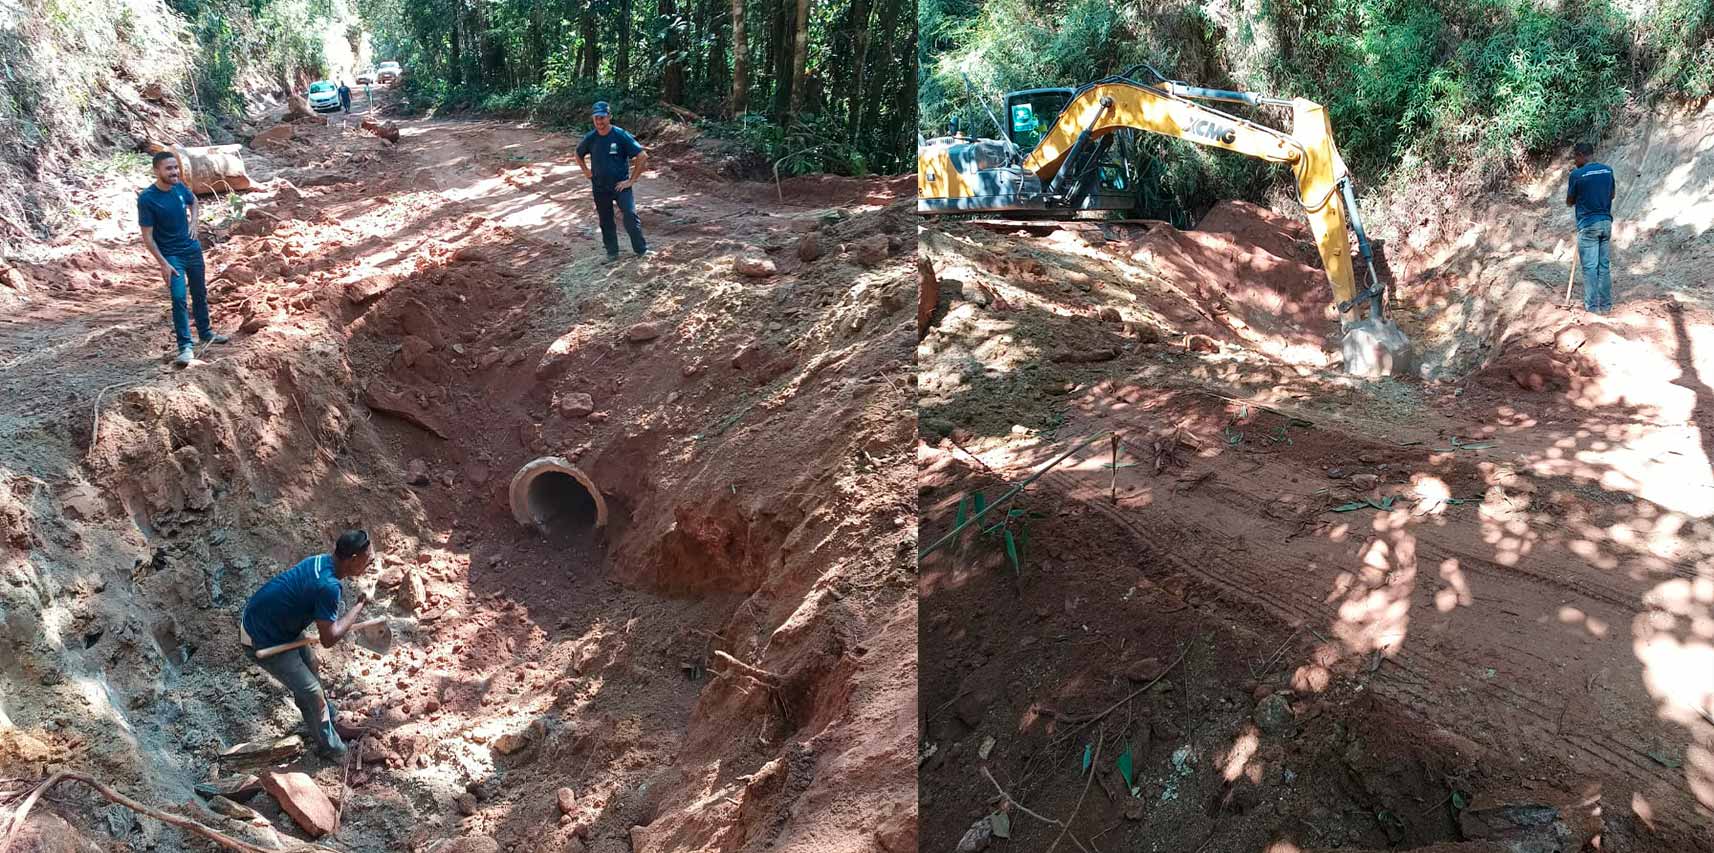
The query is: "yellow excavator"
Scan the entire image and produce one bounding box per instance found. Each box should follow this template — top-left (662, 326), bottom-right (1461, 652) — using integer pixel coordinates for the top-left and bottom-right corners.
top-left (917, 66), bottom-right (1411, 377)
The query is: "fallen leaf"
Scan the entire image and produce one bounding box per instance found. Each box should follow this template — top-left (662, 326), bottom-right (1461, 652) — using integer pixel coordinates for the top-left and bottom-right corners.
top-left (1646, 749), bottom-right (1683, 768)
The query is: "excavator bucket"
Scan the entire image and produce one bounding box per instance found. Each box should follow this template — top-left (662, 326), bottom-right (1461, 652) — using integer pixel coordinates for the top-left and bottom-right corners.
top-left (1341, 317), bottom-right (1413, 378)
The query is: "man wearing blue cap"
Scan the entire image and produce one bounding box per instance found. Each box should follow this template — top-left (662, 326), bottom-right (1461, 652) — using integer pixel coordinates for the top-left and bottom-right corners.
top-left (576, 101), bottom-right (649, 263)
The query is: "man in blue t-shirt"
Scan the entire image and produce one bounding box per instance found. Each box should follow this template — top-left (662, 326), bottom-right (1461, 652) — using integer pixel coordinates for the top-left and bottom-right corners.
top-left (1566, 142), bottom-right (1617, 314)
top-left (138, 151), bottom-right (228, 366)
top-left (240, 530), bottom-right (376, 758)
top-left (576, 101), bottom-right (650, 263)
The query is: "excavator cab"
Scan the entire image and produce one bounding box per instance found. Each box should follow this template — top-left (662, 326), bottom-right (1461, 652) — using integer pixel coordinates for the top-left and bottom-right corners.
top-left (1003, 88), bottom-right (1071, 151)
top-left (1004, 88), bottom-right (1139, 212)
top-left (917, 86), bottom-right (1140, 214)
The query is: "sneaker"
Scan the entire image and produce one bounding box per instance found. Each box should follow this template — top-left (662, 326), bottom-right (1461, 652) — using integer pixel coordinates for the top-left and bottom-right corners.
top-left (203, 333), bottom-right (230, 345)
top-left (601, 254), bottom-right (621, 265)
top-left (174, 347), bottom-right (194, 367)
top-left (635, 248), bottom-right (649, 258)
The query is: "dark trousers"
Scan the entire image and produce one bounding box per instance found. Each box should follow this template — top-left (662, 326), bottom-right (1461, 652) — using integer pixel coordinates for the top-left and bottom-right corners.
top-left (246, 643), bottom-right (344, 754)
top-left (164, 248), bottom-right (212, 350)
top-left (593, 186), bottom-right (647, 257)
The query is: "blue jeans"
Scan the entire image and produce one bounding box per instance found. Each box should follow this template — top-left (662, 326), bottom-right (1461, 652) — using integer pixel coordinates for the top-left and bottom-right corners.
top-left (593, 186), bottom-right (647, 257)
top-left (164, 248), bottom-right (214, 350)
top-left (246, 643), bottom-right (344, 755)
top-left (1577, 219), bottom-right (1613, 313)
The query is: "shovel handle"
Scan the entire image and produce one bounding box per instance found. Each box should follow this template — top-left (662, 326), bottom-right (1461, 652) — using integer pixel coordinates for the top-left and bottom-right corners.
top-left (253, 618), bottom-right (388, 660)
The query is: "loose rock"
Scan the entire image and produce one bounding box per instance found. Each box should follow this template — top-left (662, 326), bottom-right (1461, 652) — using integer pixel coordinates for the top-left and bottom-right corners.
top-left (854, 234), bottom-right (891, 266)
top-left (954, 688), bottom-right (992, 728)
top-left (956, 817), bottom-right (993, 852)
top-left (1123, 657), bottom-right (1164, 683)
top-left (734, 256), bottom-right (777, 278)
top-left (399, 569), bottom-right (427, 613)
top-left (626, 322), bottom-right (662, 342)
top-left (259, 771), bottom-right (336, 838)
top-left (347, 274), bottom-right (399, 304)
top-left (1185, 334), bottom-right (1219, 353)
top-left (494, 731), bottom-right (531, 755)
top-left (400, 335), bottom-right (434, 367)
top-left (406, 459), bottom-right (432, 486)
top-left (1459, 791), bottom-right (1601, 852)
top-left (557, 393), bottom-right (595, 418)
top-left (1253, 693), bottom-right (1296, 736)
top-left (439, 836), bottom-right (500, 853)
top-left (251, 125), bottom-right (295, 150)
top-left (796, 232), bottom-right (821, 262)
top-left (361, 117), bottom-right (401, 144)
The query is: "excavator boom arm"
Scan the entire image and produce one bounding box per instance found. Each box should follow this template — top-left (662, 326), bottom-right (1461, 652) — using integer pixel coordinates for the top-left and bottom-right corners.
top-left (1021, 80), bottom-right (1368, 321)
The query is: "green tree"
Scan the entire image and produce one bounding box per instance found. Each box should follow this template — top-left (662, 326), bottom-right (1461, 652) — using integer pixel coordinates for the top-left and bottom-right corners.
top-left (354, 0), bottom-right (913, 174)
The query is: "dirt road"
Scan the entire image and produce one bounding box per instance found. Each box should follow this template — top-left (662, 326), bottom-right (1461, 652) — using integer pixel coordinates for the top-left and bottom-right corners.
top-left (0, 104), bottom-right (916, 852)
top-left (919, 204), bottom-right (1714, 851)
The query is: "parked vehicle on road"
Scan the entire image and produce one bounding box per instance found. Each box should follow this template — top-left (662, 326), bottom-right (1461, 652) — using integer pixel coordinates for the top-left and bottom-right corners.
top-left (306, 80), bottom-right (341, 112)
top-left (355, 68), bottom-right (375, 85)
top-left (376, 62), bottom-right (401, 85)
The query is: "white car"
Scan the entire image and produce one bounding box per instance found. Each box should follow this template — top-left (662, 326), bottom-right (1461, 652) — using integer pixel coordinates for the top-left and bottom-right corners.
top-left (307, 80), bottom-right (342, 112)
top-left (376, 62), bottom-right (401, 85)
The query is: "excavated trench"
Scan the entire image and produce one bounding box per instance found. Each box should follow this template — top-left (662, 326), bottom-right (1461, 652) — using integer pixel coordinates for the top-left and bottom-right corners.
top-left (0, 105), bottom-right (919, 852)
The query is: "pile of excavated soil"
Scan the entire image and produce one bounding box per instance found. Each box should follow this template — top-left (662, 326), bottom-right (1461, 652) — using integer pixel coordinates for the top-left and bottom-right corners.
top-left (919, 200), bottom-right (1348, 441)
top-left (1, 100), bottom-right (915, 852)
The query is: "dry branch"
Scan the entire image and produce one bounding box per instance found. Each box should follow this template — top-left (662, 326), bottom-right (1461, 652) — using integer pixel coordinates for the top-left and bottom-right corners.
top-left (711, 650), bottom-right (781, 687)
top-left (1, 770), bottom-right (339, 853)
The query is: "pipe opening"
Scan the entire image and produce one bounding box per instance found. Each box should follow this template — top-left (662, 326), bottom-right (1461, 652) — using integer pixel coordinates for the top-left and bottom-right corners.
top-left (509, 456), bottom-right (609, 537)
top-left (528, 471), bottom-right (599, 536)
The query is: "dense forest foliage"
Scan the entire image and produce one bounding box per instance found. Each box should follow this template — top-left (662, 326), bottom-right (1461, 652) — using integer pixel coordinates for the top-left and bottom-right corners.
top-left (354, 0), bottom-right (916, 174)
top-left (165, 0), bottom-right (339, 121)
top-left (920, 0), bottom-right (1714, 223)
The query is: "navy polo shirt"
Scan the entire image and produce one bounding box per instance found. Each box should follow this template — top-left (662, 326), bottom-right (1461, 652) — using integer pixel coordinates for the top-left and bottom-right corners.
top-left (577, 127), bottom-right (643, 191)
top-left (138, 182), bottom-right (199, 256)
top-left (1567, 162), bottom-right (1615, 229)
top-left (242, 554), bottom-right (342, 649)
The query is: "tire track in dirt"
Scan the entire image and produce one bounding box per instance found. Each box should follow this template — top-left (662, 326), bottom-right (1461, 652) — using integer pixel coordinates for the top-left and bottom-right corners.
top-left (1028, 449), bottom-right (1710, 842)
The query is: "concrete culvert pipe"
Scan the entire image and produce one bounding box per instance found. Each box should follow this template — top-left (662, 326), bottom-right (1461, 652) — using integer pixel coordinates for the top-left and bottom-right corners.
top-left (510, 457), bottom-right (608, 535)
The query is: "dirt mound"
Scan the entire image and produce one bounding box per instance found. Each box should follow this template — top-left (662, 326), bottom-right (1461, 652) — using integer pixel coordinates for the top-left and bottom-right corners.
top-left (919, 200), bottom-right (1352, 440)
top-left (1125, 201), bottom-right (1337, 362)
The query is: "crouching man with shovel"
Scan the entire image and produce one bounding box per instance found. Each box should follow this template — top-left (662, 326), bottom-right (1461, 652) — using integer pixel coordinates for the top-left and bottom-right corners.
top-left (240, 529), bottom-right (386, 759)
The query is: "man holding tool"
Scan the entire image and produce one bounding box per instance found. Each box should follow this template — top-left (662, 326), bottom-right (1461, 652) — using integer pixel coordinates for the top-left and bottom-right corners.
top-left (1566, 142), bottom-right (1616, 314)
top-left (240, 530), bottom-right (377, 759)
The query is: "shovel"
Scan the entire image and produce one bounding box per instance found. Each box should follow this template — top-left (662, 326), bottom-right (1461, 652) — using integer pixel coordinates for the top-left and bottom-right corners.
top-left (255, 617), bottom-right (393, 660)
